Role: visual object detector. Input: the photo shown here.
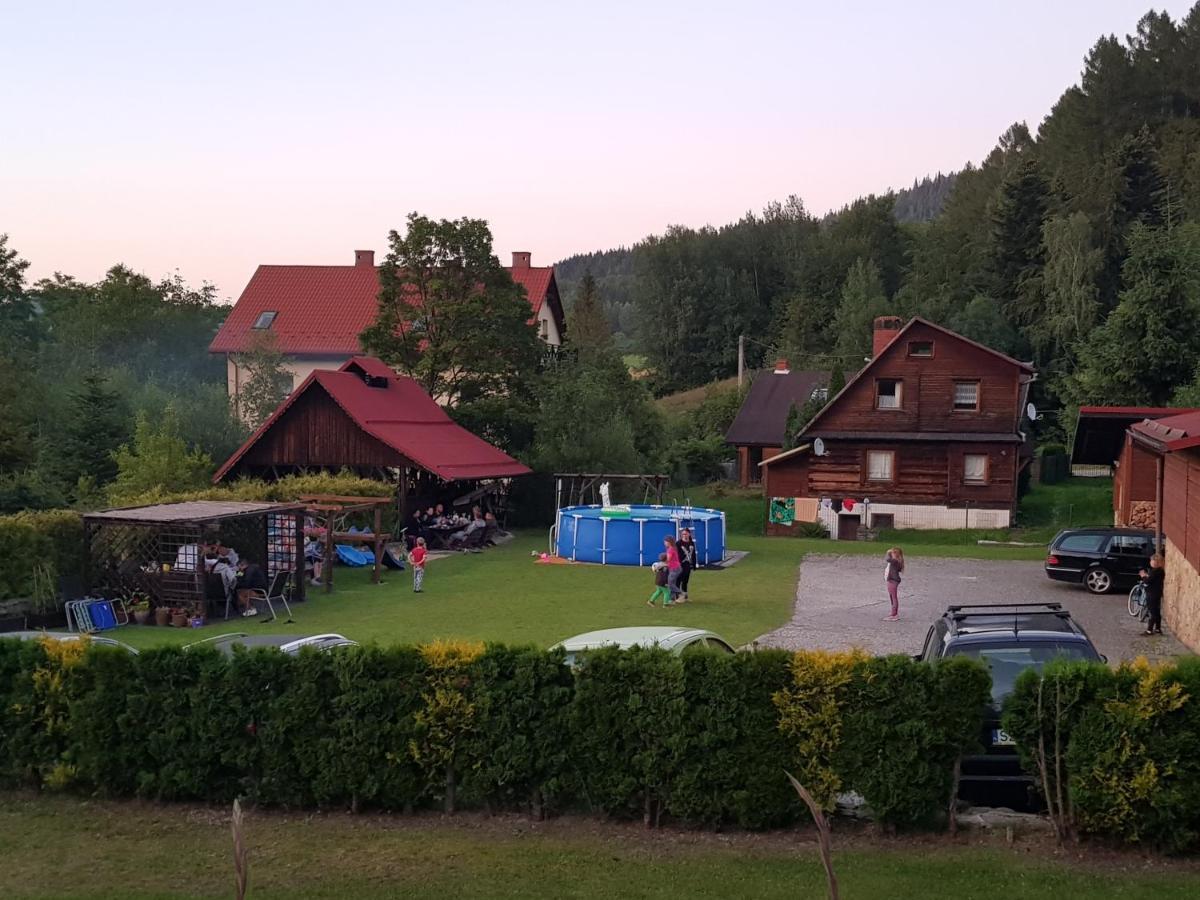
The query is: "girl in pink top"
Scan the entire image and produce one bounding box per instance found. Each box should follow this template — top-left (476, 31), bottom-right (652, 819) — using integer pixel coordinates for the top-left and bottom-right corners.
top-left (664, 535), bottom-right (683, 604)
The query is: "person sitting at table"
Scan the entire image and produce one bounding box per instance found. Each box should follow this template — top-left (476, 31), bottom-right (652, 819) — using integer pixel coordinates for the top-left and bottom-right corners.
top-left (407, 509), bottom-right (427, 549)
top-left (433, 504), bottom-right (448, 526)
top-left (304, 535), bottom-right (325, 586)
top-left (450, 507), bottom-right (486, 547)
top-left (214, 542), bottom-right (239, 567)
top-left (235, 559), bottom-right (268, 617)
top-left (210, 552), bottom-right (239, 597)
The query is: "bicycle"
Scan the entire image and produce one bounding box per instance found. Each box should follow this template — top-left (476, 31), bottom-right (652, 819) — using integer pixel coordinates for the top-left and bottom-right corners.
top-left (1128, 581), bottom-right (1149, 621)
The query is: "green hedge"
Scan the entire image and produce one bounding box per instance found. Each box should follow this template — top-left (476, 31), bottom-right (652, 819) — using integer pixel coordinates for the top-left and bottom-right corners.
top-left (1003, 658), bottom-right (1200, 854)
top-left (0, 638), bottom-right (989, 832)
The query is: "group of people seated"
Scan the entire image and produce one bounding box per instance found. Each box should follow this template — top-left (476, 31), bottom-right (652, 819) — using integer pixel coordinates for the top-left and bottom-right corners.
top-left (173, 539), bottom-right (270, 618)
top-left (407, 504), bottom-right (498, 551)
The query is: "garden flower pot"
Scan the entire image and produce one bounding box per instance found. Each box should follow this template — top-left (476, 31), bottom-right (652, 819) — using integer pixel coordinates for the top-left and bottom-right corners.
top-left (133, 609), bottom-right (151, 626)
top-left (154, 607), bottom-right (170, 627)
top-left (170, 611), bottom-right (188, 628)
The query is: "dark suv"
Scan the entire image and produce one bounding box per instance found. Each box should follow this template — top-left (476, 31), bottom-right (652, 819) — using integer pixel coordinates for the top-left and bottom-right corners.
top-left (916, 603), bottom-right (1104, 807)
top-left (1044, 527), bottom-right (1156, 594)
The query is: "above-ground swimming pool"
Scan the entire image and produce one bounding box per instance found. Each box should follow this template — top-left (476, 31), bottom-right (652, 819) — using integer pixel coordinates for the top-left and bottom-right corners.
top-left (553, 504), bottom-right (726, 566)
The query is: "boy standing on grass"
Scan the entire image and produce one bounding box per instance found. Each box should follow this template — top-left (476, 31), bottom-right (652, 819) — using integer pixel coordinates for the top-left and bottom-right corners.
top-left (647, 553), bottom-right (672, 607)
top-left (410, 537), bottom-right (427, 593)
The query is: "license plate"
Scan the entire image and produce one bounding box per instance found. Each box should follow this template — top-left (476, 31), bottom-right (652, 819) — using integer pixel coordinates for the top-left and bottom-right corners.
top-left (992, 728), bottom-right (1015, 747)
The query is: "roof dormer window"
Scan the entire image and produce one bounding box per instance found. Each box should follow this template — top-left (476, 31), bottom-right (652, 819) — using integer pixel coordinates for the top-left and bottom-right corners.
top-left (907, 340), bottom-right (933, 358)
top-left (253, 311), bottom-right (277, 330)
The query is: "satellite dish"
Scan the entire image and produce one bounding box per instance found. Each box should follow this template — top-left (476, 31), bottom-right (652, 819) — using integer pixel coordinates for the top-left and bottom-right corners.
top-left (1026, 402), bottom-right (1039, 421)
top-left (813, 437), bottom-right (826, 457)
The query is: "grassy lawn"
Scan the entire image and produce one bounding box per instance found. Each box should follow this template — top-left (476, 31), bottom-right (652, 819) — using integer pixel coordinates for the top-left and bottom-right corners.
top-left (2, 794), bottom-right (1196, 899)
top-left (99, 482), bottom-right (1060, 651)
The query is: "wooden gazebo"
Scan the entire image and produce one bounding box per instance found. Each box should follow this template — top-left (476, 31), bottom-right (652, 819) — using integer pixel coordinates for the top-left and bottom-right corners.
top-left (82, 501), bottom-right (307, 614)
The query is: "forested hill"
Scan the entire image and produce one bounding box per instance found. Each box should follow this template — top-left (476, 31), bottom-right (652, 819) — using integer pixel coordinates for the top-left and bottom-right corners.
top-left (554, 172), bottom-right (957, 347)
top-left (553, 3), bottom-right (1200, 440)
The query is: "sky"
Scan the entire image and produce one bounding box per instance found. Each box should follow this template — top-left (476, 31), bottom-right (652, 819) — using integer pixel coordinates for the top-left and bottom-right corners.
top-left (1, 0), bottom-right (1193, 299)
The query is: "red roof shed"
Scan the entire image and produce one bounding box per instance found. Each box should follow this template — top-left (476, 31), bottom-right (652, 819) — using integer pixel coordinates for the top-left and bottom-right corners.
top-left (213, 357), bottom-right (531, 483)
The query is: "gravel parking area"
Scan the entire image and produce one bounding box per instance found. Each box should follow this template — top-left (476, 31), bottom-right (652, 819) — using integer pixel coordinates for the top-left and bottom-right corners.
top-left (757, 554), bottom-right (1189, 664)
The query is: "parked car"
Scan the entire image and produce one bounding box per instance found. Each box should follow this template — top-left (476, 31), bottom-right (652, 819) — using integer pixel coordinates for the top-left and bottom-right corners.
top-left (551, 626), bottom-right (735, 667)
top-left (183, 632), bottom-right (358, 655)
top-left (1044, 527), bottom-right (1157, 594)
top-left (0, 630), bottom-right (139, 655)
top-left (915, 603), bottom-right (1104, 807)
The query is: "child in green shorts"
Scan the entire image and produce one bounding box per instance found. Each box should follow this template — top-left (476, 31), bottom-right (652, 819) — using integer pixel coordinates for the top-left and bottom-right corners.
top-left (647, 553), bottom-right (672, 607)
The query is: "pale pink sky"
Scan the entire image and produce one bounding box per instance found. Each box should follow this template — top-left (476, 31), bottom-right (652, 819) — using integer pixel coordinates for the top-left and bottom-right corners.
top-left (2, 1), bottom-right (1189, 299)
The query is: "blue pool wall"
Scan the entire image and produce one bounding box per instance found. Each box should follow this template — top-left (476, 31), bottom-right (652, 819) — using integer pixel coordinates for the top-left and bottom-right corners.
top-left (554, 505), bottom-right (726, 566)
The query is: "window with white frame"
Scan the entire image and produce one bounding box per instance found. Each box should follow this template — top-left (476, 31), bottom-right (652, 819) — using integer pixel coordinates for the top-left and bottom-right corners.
top-left (963, 453), bottom-right (988, 484)
top-left (867, 450), bottom-right (894, 482)
top-left (876, 379), bottom-right (902, 410)
top-left (953, 381), bottom-right (980, 411)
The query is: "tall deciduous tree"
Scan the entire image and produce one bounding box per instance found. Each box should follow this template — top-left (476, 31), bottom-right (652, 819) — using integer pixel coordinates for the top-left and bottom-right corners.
top-left (360, 214), bottom-right (543, 411)
top-left (832, 258), bottom-right (891, 361)
top-left (234, 332), bottom-right (293, 428)
top-left (109, 406), bottom-right (214, 504)
top-left (1035, 213), bottom-right (1103, 374)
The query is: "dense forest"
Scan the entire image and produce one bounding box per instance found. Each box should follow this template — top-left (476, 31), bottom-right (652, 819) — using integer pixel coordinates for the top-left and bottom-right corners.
top-left (557, 5), bottom-right (1200, 444)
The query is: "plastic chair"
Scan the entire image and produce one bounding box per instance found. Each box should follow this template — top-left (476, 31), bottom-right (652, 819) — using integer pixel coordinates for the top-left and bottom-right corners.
top-left (245, 571), bottom-right (295, 624)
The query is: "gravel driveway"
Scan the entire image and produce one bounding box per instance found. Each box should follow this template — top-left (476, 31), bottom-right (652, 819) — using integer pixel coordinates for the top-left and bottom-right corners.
top-left (757, 554), bottom-right (1188, 664)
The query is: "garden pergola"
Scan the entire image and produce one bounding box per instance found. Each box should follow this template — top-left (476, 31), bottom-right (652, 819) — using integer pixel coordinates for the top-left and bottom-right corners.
top-left (82, 501), bottom-right (307, 615)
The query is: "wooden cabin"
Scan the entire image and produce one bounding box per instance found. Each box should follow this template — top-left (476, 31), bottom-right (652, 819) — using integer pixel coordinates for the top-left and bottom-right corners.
top-left (1119, 411), bottom-right (1200, 651)
top-left (213, 356), bottom-right (531, 518)
top-left (724, 361), bottom-right (828, 486)
top-left (761, 316), bottom-right (1035, 538)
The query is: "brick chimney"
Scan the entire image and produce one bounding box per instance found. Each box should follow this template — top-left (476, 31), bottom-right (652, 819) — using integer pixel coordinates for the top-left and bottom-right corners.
top-left (511, 251), bottom-right (532, 269)
top-left (354, 249), bottom-right (375, 267)
top-left (872, 315), bottom-right (904, 357)
top-left (773, 358), bottom-right (790, 374)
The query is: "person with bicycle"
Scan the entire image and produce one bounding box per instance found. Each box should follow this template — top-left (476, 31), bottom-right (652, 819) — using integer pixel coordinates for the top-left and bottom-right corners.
top-left (1138, 554), bottom-right (1165, 636)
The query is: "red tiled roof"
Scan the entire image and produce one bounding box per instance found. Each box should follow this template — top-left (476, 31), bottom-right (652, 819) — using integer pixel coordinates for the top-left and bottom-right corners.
top-left (209, 264), bottom-right (557, 356)
top-left (1130, 410), bottom-right (1200, 453)
top-left (1078, 406), bottom-right (1193, 417)
top-left (213, 357), bottom-right (531, 482)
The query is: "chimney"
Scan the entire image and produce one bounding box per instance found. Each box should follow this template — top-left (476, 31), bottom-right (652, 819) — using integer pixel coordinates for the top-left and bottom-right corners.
top-left (872, 315), bottom-right (904, 358)
top-left (511, 251), bottom-right (532, 269)
top-left (773, 358), bottom-right (790, 374)
top-left (354, 249), bottom-right (375, 267)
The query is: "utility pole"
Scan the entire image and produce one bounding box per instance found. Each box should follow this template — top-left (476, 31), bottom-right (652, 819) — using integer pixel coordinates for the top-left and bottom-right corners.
top-left (737, 334), bottom-right (745, 387)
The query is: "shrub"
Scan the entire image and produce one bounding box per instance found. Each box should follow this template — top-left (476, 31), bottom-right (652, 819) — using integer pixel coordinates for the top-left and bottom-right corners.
top-left (671, 650), bottom-right (799, 829)
top-left (569, 646), bottom-right (687, 825)
top-left (411, 640), bottom-right (486, 813)
top-left (838, 655), bottom-right (990, 828)
top-left (773, 649), bottom-right (865, 809)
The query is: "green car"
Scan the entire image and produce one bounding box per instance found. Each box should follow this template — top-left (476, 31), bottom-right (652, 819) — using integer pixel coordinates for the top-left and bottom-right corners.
top-left (551, 626), bottom-right (735, 667)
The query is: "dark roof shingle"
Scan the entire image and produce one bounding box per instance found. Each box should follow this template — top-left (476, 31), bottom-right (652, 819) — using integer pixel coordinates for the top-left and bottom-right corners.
top-left (725, 370), bottom-right (828, 447)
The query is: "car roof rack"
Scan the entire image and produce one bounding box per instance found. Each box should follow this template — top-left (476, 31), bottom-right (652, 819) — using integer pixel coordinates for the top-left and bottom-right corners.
top-left (946, 603), bottom-right (1062, 612)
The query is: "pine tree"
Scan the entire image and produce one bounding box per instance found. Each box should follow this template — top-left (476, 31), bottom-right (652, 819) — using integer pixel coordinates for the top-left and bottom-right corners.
top-left (1067, 223), bottom-right (1200, 406)
top-left (990, 154), bottom-right (1052, 322)
top-left (832, 258), bottom-right (891, 360)
top-left (569, 271), bottom-right (614, 357)
top-left (828, 362), bottom-right (846, 396)
top-left (54, 372), bottom-right (131, 492)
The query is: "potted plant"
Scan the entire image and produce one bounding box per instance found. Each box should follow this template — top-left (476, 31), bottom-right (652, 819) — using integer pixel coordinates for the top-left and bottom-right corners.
top-left (154, 605), bottom-right (171, 627)
top-left (125, 590), bottom-right (152, 625)
top-left (170, 608), bottom-right (189, 628)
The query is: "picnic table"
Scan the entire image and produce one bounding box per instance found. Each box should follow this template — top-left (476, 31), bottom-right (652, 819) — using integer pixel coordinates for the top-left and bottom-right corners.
top-left (424, 525), bottom-right (461, 549)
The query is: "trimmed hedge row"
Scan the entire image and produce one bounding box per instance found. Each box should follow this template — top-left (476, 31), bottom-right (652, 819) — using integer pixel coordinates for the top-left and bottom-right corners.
top-left (1003, 657), bottom-right (1200, 854)
top-left (0, 639), bottom-right (989, 831)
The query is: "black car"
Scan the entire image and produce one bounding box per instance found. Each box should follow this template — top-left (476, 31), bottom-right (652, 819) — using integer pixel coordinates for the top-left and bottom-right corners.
top-left (1044, 527), bottom-right (1156, 594)
top-left (916, 603), bottom-right (1104, 807)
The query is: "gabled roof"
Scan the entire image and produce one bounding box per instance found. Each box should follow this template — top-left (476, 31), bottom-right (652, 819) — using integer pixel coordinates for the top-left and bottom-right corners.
top-left (209, 262), bottom-right (561, 356)
top-left (1130, 410), bottom-right (1200, 454)
top-left (213, 357), bottom-right (531, 482)
top-left (725, 369), bottom-right (828, 447)
top-left (799, 317), bottom-right (1034, 438)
